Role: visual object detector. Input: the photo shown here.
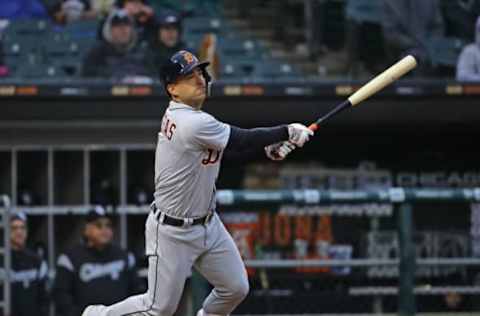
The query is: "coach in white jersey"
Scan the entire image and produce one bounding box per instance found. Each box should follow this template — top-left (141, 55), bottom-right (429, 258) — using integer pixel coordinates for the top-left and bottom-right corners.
top-left (82, 50), bottom-right (313, 316)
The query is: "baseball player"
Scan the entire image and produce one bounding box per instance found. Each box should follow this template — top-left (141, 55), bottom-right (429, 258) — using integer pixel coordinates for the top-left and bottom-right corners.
top-left (82, 50), bottom-right (313, 316)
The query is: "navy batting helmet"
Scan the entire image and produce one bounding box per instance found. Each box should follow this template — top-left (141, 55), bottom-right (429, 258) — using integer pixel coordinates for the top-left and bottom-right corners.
top-left (160, 50), bottom-right (212, 97)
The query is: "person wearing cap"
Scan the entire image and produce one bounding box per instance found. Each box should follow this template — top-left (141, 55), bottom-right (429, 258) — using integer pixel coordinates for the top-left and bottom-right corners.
top-left (50, 0), bottom-right (97, 24)
top-left (82, 8), bottom-right (155, 80)
top-left (9, 212), bottom-right (49, 316)
top-left (96, 0), bottom-right (155, 42)
top-left (53, 207), bottom-right (144, 316)
top-left (149, 11), bottom-right (188, 71)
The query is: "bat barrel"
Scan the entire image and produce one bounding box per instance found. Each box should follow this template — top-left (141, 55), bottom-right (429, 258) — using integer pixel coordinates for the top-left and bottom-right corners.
top-left (347, 55), bottom-right (417, 106)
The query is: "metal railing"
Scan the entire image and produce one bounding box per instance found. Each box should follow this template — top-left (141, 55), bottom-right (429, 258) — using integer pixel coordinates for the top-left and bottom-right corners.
top-left (3, 188), bottom-right (480, 316)
top-left (213, 188), bottom-right (480, 316)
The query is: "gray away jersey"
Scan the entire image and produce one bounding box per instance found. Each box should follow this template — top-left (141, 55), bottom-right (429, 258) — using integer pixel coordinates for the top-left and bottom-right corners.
top-left (154, 101), bottom-right (231, 218)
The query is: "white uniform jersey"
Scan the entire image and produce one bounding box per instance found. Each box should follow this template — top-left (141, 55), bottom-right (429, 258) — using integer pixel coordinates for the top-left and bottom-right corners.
top-left (153, 100), bottom-right (231, 218)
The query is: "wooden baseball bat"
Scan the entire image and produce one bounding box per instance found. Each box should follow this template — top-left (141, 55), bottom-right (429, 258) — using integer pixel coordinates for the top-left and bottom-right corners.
top-left (309, 55), bottom-right (417, 131)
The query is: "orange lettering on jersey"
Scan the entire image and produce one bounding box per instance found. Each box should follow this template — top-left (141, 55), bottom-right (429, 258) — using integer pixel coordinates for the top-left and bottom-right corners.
top-left (202, 149), bottom-right (221, 165)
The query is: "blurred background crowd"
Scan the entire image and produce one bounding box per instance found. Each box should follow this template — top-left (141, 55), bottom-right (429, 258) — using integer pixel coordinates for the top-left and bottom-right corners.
top-left (0, 0), bottom-right (480, 82)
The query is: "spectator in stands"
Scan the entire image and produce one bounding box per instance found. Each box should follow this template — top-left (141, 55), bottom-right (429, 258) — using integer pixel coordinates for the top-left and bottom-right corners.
top-left (381, 0), bottom-right (444, 75)
top-left (91, 0), bottom-right (116, 18)
top-left (50, 0), bottom-right (97, 24)
top-left (10, 212), bottom-right (49, 316)
top-left (116, 0), bottom-right (155, 41)
top-left (82, 9), bottom-right (155, 81)
top-left (53, 207), bottom-right (144, 316)
top-left (0, 39), bottom-right (9, 77)
top-left (149, 11), bottom-right (186, 70)
top-left (97, 0), bottom-right (155, 42)
top-left (456, 17), bottom-right (480, 82)
top-left (0, 0), bottom-right (49, 19)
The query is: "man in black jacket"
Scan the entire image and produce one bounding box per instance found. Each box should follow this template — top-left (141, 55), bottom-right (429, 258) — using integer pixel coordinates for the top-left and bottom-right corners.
top-left (82, 8), bottom-right (155, 80)
top-left (53, 207), bottom-right (144, 316)
top-left (9, 212), bottom-right (49, 316)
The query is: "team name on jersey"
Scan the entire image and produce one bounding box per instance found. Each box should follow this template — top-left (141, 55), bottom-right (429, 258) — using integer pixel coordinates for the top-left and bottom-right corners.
top-left (0, 268), bottom-right (42, 288)
top-left (79, 260), bottom-right (125, 282)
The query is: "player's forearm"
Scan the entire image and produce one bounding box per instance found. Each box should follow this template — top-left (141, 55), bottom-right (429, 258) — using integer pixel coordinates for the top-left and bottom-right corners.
top-left (226, 125), bottom-right (288, 151)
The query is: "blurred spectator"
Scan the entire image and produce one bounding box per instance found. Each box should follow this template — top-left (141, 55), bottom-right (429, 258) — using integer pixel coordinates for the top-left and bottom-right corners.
top-left (116, 0), bottom-right (155, 41)
top-left (149, 11), bottom-right (186, 70)
top-left (456, 17), bottom-right (480, 81)
top-left (381, 0), bottom-right (444, 74)
top-left (50, 0), bottom-right (97, 24)
top-left (0, 0), bottom-right (49, 19)
top-left (91, 0), bottom-right (116, 18)
top-left (0, 39), bottom-right (8, 77)
top-left (53, 207), bottom-right (144, 316)
top-left (10, 212), bottom-right (49, 316)
top-left (97, 0), bottom-right (155, 42)
top-left (82, 9), bottom-right (155, 81)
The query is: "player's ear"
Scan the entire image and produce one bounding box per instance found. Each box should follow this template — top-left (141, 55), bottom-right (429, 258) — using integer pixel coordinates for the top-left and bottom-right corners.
top-left (167, 83), bottom-right (178, 99)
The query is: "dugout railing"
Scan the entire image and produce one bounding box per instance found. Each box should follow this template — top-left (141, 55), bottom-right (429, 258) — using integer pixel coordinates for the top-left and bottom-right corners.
top-left (5, 188), bottom-right (480, 315)
top-left (210, 188), bottom-right (480, 316)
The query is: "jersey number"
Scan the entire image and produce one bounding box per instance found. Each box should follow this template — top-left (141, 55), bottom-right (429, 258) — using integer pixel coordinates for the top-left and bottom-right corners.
top-left (164, 119), bottom-right (176, 140)
top-left (202, 149), bottom-right (221, 165)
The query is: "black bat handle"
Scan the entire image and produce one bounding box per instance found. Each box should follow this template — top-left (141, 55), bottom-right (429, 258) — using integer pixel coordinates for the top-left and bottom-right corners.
top-left (309, 100), bottom-right (353, 131)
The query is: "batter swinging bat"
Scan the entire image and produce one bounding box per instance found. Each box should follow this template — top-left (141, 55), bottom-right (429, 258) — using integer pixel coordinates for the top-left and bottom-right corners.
top-left (308, 55), bottom-right (417, 131)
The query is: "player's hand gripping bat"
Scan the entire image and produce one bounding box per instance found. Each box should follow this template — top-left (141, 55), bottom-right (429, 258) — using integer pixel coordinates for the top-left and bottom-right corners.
top-left (308, 55), bottom-right (418, 131)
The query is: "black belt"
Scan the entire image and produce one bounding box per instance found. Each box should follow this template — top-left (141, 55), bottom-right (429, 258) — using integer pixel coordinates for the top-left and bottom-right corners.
top-left (151, 205), bottom-right (213, 227)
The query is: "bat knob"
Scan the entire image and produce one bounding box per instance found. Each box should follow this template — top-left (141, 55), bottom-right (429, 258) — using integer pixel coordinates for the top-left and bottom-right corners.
top-left (308, 123), bottom-right (319, 132)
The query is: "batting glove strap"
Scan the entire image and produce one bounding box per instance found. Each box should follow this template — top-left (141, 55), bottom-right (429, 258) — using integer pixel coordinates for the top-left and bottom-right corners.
top-left (287, 123), bottom-right (314, 147)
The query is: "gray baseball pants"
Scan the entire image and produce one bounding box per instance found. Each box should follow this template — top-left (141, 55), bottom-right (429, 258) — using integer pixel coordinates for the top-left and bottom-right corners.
top-left (103, 211), bottom-right (249, 316)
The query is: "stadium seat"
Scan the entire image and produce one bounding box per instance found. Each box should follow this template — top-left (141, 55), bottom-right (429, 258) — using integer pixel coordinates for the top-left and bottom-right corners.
top-left (60, 20), bottom-right (98, 40)
top-left (426, 37), bottom-right (466, 67)
top-left (183, 17), bottom-right (224, 34)
top-left (3, 19), bottom-right (50, 36)
top-left (50, 55), bottom-right (83, 77)
top-left (14, 64), bottom-right (60, 78)
top-left (345, 0), bottom-right (381, 24)
top-left (221, 61), bottom-right (256, 78)
top-left (220, 59), bottom-right (298, 80)
top-left (43, 34), bottom-right (82, 57)
top-left (217, 37), bottom-right (264, 58)
top-left (255, 61), bottom-right (298, 79)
